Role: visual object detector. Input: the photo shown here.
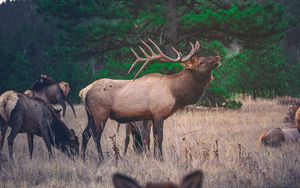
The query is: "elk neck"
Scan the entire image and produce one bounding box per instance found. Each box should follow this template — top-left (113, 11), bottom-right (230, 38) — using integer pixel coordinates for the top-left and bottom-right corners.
top-left (170, 69), bottom-right (213, 111)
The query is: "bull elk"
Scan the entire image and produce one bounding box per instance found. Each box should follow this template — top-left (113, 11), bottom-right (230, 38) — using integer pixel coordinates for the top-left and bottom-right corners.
top-left (80, 39), bottom-right (221, 160)
top-left (112, 170), bottom-right (203, 188)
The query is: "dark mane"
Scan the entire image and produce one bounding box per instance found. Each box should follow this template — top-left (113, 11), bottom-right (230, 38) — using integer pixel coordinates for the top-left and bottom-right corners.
top-left (31, 75), bottom-right (58, 92)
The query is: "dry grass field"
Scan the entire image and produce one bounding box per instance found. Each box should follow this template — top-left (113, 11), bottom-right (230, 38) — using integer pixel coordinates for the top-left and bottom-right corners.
top-left (0, 98), bottom-right (300, 188)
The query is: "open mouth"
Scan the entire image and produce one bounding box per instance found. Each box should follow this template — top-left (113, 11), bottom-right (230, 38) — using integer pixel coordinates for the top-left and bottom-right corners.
top-left (212, 61), bottom-right (221, 69)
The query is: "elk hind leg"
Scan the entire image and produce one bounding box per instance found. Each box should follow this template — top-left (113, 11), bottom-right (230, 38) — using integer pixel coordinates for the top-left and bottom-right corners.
top-left (7, 113), bottom-right (23, 160)
top-left (91, 119), bottom-right (107, 162)
top-left (81, 110), bottom-right (94, 161)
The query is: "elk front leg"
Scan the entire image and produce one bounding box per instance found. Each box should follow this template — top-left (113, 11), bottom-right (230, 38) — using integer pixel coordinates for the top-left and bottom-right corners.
top-left (0, 123), bottom-right (8, 161)
top-left (0, 124), bottom-right (8, 153)
top-left (40, 127), bottom-right (52, 159)
top-left (143, 120), bottom-right (151, 154)
top-left (27, 133), bottom-right (34, 159)
top-left (152, 119), bottom-right (164, 160)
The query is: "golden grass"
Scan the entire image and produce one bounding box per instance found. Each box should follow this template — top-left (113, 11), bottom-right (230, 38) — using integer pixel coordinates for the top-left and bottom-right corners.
top-left (1, 99), bottom-right (300, 188)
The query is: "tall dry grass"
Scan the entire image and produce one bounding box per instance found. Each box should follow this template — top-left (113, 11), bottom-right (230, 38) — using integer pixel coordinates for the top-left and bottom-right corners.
top-left (0, 99), bottom-right (299, 188)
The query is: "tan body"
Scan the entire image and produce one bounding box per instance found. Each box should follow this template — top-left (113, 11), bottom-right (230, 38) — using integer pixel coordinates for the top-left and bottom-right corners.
top-left (83, 74), bottom-right (193, 123)
top-left (259, 127), bottom-right (300, 147)
top-left (113, 170), bottom-right (203, 188)
top-left (80, 39), bottom-right (220, 161)
top-left (296, 107), bottom-right (300, 128)
top-left (259, 107), bottom-right (300, 147)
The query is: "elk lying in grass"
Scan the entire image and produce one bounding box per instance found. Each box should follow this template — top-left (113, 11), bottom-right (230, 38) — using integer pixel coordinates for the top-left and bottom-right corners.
top-left (80, 39), bottom-right (220, 160)
top-left (30, 75), bottom-right (76, 117)
top-left (296, 107), bottom-right (300, 128)
top-left (120, 120), bottom-right (152, 155)
top-left (259, 107), bottom-right (300, 147)
top-left (113, 170), bottom-right (203, 188)
top-left (259, 127), bottom-right (300, 147)
top-left (0, 91), bottom-right (79, 159)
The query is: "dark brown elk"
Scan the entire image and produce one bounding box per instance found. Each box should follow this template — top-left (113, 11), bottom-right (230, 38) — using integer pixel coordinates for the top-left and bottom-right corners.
top-left (113, 170), bottom-right (203, 188)
top-left (31, 75), bottom-right (76, 117)
top-left (0, 91), bottom-right (79, 159)
top-left (80, 39), bottom-right (220, 160)
top-left (120, 120), bottom-right (152, 155)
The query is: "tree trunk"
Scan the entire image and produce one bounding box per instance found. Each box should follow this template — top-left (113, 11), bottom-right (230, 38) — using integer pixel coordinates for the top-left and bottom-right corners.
top-left (165, 0), bottom-right (178, 56)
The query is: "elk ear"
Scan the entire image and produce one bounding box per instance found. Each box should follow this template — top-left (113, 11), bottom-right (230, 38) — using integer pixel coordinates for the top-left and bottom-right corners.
top-left (112, 173), bottom-right (141, 188)
top-left (181, 170), bottom-right (204, 188)
top-left (69, 129), bottom-right (76, 141)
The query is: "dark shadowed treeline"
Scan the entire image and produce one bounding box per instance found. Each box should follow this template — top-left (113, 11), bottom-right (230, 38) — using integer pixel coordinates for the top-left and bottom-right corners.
top-left (0, 0), bottom-right (299, 104)
top-left (0, 0), bottom-right (56, 92)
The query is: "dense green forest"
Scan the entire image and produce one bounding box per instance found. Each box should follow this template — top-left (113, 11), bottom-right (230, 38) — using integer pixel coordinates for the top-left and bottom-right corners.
top-left (0, 0), bottom-right (299, 105)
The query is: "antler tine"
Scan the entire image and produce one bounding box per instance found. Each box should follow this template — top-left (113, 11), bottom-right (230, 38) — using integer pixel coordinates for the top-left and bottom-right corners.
top-left (181, 41), bottom-right (200, 62)
top-left (128, 48), bottom-right (146, 74)
top-left (139, 46), bottom-right (151, 58)
top-left (148, 39), bottom-right (182, 62)
top-left (129, 39), bottom-right (187, 79)
top-left (133, 59), bottom-right (151, 80)
top-left (141, 40), bottom-right (156, 56)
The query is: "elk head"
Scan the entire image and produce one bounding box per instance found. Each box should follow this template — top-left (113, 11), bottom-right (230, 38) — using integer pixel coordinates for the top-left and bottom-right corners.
top-left (128, 39), bottom-right (220, 79)
top-left (59, 81), bottom-right (70, 97)
top-left (112, 170), bottom-right (204, 188)
top-left (63, 129), bottom-right (80, 156)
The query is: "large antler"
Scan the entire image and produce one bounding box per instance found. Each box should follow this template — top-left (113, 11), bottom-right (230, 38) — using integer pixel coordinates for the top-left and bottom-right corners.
top-left (128, 39), bottom-right (199, 79)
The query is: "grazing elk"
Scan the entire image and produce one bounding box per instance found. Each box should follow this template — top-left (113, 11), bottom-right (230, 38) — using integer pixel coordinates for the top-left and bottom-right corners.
top-left (120, 120), bottom-right (152, 155)
top-left (113, 170), bottom-right (204, 188)
top-left (80, 39), bottom-right (220, 160)
top-left (31, 75), bottom-right (76, 117)
top-left (0, 91), bottom-right (79, 159)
